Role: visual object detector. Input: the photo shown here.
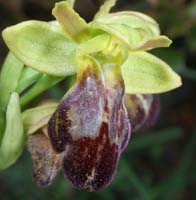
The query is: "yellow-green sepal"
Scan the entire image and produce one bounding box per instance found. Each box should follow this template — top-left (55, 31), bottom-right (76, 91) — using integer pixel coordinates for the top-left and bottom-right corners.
top-left (2, 20), bottom-right (78, 77)
top-left (122, 51), bottom-right (182, 94)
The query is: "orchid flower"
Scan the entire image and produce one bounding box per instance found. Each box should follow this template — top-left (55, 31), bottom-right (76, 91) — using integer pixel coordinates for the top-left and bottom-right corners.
top-left (0, 0), bottom-right (181, 191)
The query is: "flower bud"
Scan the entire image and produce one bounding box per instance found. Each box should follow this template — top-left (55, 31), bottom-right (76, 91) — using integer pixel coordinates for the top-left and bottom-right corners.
top-left (27, 130), bottom-right (64, 186)
top-left (125, 94), bottom-right (160, 132)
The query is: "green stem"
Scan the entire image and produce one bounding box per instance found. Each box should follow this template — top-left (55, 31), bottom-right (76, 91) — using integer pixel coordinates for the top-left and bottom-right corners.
top-left (0, 52), bottom-right (24, 141)
top-left (20, 75), bottom-right (63, 108)
top-left (16, 67), bottom-right (42, 93)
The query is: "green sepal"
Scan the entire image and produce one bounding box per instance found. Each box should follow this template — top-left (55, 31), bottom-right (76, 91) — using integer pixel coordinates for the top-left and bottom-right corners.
top-left (22, 102), bottom-right (58, 135)
top-left (2, 20), bottom-right (77, 77)
top-left (121, 51), bottom-right (182, 94)
top-left (0, 93), bottom-right (24, 170)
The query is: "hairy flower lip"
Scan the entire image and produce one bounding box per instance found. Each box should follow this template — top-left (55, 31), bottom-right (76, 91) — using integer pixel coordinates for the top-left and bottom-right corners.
top-left (62, 122), bottom-right (120, 191)
top-left (47, 59), bottom-right (131, 191)
top-left (48, 64), bottom-right (106, 153)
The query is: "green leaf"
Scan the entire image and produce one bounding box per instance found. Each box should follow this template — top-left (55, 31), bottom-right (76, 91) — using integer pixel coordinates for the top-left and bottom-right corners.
top-left (91, 12), bottom-right (171, 50)
top-left (2, 20), bottom-right (77, 77)
top-left (0, 52), bottom-right (23, 141)
top-left (121, 51), bottom-right (182, 94)
top-left (22, 102), bottom-right (58, 135)
top-left (94, 0), bottom-right (117, 19)
top-left (0, 52), bottom-right (24, 112)
top-left (52, 1), bottom-right (89, 42)
top-left (0, 93), bottom-right (24, 170)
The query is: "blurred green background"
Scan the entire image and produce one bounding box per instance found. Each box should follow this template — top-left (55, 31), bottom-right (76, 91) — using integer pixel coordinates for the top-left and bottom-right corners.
top-left (0, 0), bottom-right (196, 199)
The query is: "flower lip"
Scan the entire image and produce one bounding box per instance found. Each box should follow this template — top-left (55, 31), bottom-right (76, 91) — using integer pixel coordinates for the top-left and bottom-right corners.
top-left (47, 58), bottom-right (131, 191)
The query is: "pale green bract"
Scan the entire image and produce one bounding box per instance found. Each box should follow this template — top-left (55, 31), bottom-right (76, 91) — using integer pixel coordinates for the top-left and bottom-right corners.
top-left (122, 51), bottom-right (182, 94)
top-left (0, 93), bottom-right (24, 170)
top-left (22, 102), bottom-right (58, 135)
top-left (2, 20), bottom-right (78, 77)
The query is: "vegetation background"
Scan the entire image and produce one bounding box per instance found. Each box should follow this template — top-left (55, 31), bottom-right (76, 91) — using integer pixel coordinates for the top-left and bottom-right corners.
top-left (0, 0), bottom-right (196, 199)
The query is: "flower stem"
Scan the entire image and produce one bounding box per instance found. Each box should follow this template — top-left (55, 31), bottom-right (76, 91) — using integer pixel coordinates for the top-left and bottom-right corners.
top-left (16, 67), bottom-right (42, 93)
top-left (20, 75), bottom-right (63, 108)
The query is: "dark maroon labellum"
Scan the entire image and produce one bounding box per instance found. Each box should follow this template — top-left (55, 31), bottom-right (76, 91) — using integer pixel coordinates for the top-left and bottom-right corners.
top-left (48, 59), bottom-right (131, 191)
top-left (48, 63), bottom-right (105, 153)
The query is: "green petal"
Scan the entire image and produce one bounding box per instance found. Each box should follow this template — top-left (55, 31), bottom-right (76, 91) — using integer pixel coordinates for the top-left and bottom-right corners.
top-left (77, 34), bottom-right (110, 55)
top-left (91, 11), bottom-right (171, 50)
top-left (22, 102), bottom-right (58, 135)
top-left (121, 51), bottom-right (182, 94)
top-left (94, 0), bottom-right (117, 19)
top-left (98, 11), bottom-right (160, 36)
top-left (52, 1), bottom-right (89, 42)
top-left (0, 93), bottom-right (24, 170)
top-left (2, 20), bottom-right (77, 77)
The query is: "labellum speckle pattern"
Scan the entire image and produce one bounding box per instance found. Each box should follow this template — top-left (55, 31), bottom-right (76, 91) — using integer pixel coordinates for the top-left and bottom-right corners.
top-left (48, 60), bottom-right (131, 191)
